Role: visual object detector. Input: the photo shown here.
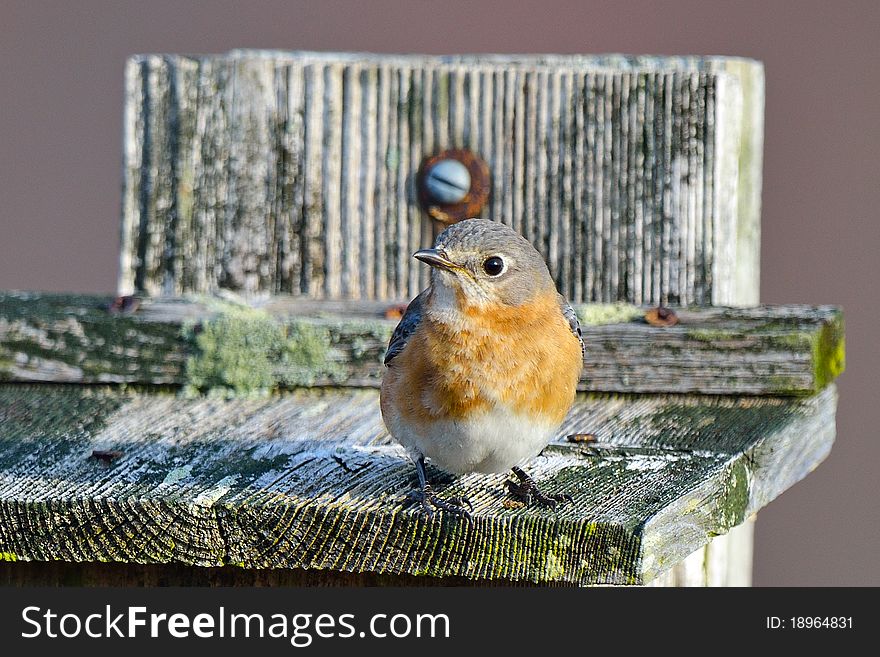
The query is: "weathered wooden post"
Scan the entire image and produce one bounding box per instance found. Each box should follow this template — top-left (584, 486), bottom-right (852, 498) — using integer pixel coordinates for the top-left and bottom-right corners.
top-left (0, 52), bottom-right (842, 586)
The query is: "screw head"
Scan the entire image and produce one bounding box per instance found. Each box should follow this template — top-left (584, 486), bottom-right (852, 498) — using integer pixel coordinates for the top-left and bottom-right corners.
top-left (423, 159), bottom-right (471, 204)
top-left (417, 149), bottom-right (491, 224)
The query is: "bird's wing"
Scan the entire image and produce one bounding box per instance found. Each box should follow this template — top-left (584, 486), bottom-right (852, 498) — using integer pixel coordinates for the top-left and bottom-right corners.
top-left (383, 290), bottom-right (427, 366)
top-left (559, 295), bottom-right (585, 357)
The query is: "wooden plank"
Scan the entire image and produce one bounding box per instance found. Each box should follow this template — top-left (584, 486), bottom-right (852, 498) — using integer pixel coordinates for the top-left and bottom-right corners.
top-left (0, 384), bottom-right (836, 585)
top-left (0, 562), bottom-right (570, 586)
top-left (0, 524), bottom-right (754, 586)
top-left (119, 51), bottom-right (762, 306)
top-left (0, 292), bottom-right (844, 395)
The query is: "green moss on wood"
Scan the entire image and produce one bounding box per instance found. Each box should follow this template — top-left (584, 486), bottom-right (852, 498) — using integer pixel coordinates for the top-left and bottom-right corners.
top-left (1, 292), bottom-right (845, 397)
top-left (0, 384), bottom-right (127, 464)
top-left (279, 322), bottom-right (346, 386)
top-left (687, 328), bottom-right (742, 342)
top-left (0, 291), bottom-right (184, 382)
top-left (765, 333), bottom-right (814, 350)
top-left (184, 303), bottom-right (345, 395)
top-left (639, 397), bottom-right (795, 454)
top-left (576, 303), bottom-right (642, 326)
top-left (715, 461), bottom-right (749, 530)
top-left (0, 384), bottom-right (837, 585)
top-left (813, 315), bottom-right (846, 391)
top-left (184, 305), bottom-right (286, 394)
top-left (765, 375), bottom-right (810, 397)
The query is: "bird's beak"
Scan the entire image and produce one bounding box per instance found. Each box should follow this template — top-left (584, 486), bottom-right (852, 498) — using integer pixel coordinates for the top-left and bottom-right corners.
top-left (413, 248), bottom-right (461, 273)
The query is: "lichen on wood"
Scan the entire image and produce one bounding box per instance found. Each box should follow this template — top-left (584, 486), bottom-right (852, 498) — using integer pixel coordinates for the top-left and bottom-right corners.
top-left (0, 384), bottom-right (835, 585)
top-left (0, 292), bottom-right (845, 396)
top-left (576, 303), bottom-right (643, 326)
top-left (184, 305), bottom-right (289, 394)
top-left (813, 312), bottom-right (845, 390)
top-left (182, 302), bottom-right (347, 395)
top-left (119, 51), bottom-right (763, 306)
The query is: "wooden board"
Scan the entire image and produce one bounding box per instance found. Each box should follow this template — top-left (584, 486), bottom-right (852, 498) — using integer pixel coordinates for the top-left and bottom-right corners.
top-left (0, 522), bottom-right (753, 586)
top-left (120, 51), bottom-right (763, 306)
top-left (0, 384), bottom-right (836, 585)
top-left (0, 292), bottom-right (844, 395)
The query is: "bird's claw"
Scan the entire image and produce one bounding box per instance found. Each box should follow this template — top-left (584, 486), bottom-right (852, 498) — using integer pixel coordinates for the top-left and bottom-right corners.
top-left (505, 466), bottom-right (573, 510)
top-left (407, 485), bottom-right (473, 521)
top-left (446, 495), bottom-right (475, 514)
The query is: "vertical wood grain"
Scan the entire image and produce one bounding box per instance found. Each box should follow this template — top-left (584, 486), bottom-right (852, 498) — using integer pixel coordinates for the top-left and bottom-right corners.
top-left (120, 52), bottom-right (763, 305)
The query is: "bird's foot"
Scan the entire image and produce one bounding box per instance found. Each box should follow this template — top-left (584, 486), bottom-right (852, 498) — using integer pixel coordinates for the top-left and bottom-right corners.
top-left (505, 466), bottom-right (573, 509)
top-left (407, 485), bottom-right (473, 521)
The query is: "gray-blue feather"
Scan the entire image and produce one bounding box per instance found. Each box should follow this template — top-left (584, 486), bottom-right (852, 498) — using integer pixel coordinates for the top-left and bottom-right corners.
top-left (383, 291), bottom-right (426, 366)
top-left (560, 296), bottom-right (585, 357)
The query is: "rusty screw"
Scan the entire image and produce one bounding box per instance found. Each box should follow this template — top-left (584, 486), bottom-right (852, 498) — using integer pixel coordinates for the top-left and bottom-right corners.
top-left (417, 149), bottom-right (491, 224)
top-left (423, 159), bottom-right (471, 204)
top-left (645, 306), bottom-right (679, 327)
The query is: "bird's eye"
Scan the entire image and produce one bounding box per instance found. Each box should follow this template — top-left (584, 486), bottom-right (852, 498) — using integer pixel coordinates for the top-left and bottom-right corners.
top-left (482, 256), bottom-right (506, 277)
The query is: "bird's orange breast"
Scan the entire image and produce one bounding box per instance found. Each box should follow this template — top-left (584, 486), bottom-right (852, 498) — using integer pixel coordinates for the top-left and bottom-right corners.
top-left (382, 291), bottom-right (583, 428)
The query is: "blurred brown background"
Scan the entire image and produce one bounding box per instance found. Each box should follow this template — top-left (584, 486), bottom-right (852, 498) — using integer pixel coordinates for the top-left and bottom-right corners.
top-left (1, 0), bottom-right (877, 585)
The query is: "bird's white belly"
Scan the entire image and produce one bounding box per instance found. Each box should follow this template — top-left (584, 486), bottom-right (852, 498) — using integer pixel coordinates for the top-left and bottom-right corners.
top-left (391, 407), bottom-right (559, 475)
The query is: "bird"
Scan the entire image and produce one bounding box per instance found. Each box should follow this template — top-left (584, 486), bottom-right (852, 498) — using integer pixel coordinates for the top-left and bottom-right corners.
top-left (380, 218), bottom-right (584, 519)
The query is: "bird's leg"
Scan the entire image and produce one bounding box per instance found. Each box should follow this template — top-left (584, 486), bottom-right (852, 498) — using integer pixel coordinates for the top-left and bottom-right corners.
top-left (505, 466), bottom-right (573, 509)
top-left (407, 456), bottom-right (473, 520)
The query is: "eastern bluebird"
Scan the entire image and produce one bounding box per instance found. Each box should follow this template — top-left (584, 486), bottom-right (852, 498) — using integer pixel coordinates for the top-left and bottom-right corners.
top-left (380, 218), bottom-right (584, 518)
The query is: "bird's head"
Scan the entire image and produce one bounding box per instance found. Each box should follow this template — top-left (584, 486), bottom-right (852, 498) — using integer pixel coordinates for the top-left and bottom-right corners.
top-left (414, 219), bottom-right (556, 308)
